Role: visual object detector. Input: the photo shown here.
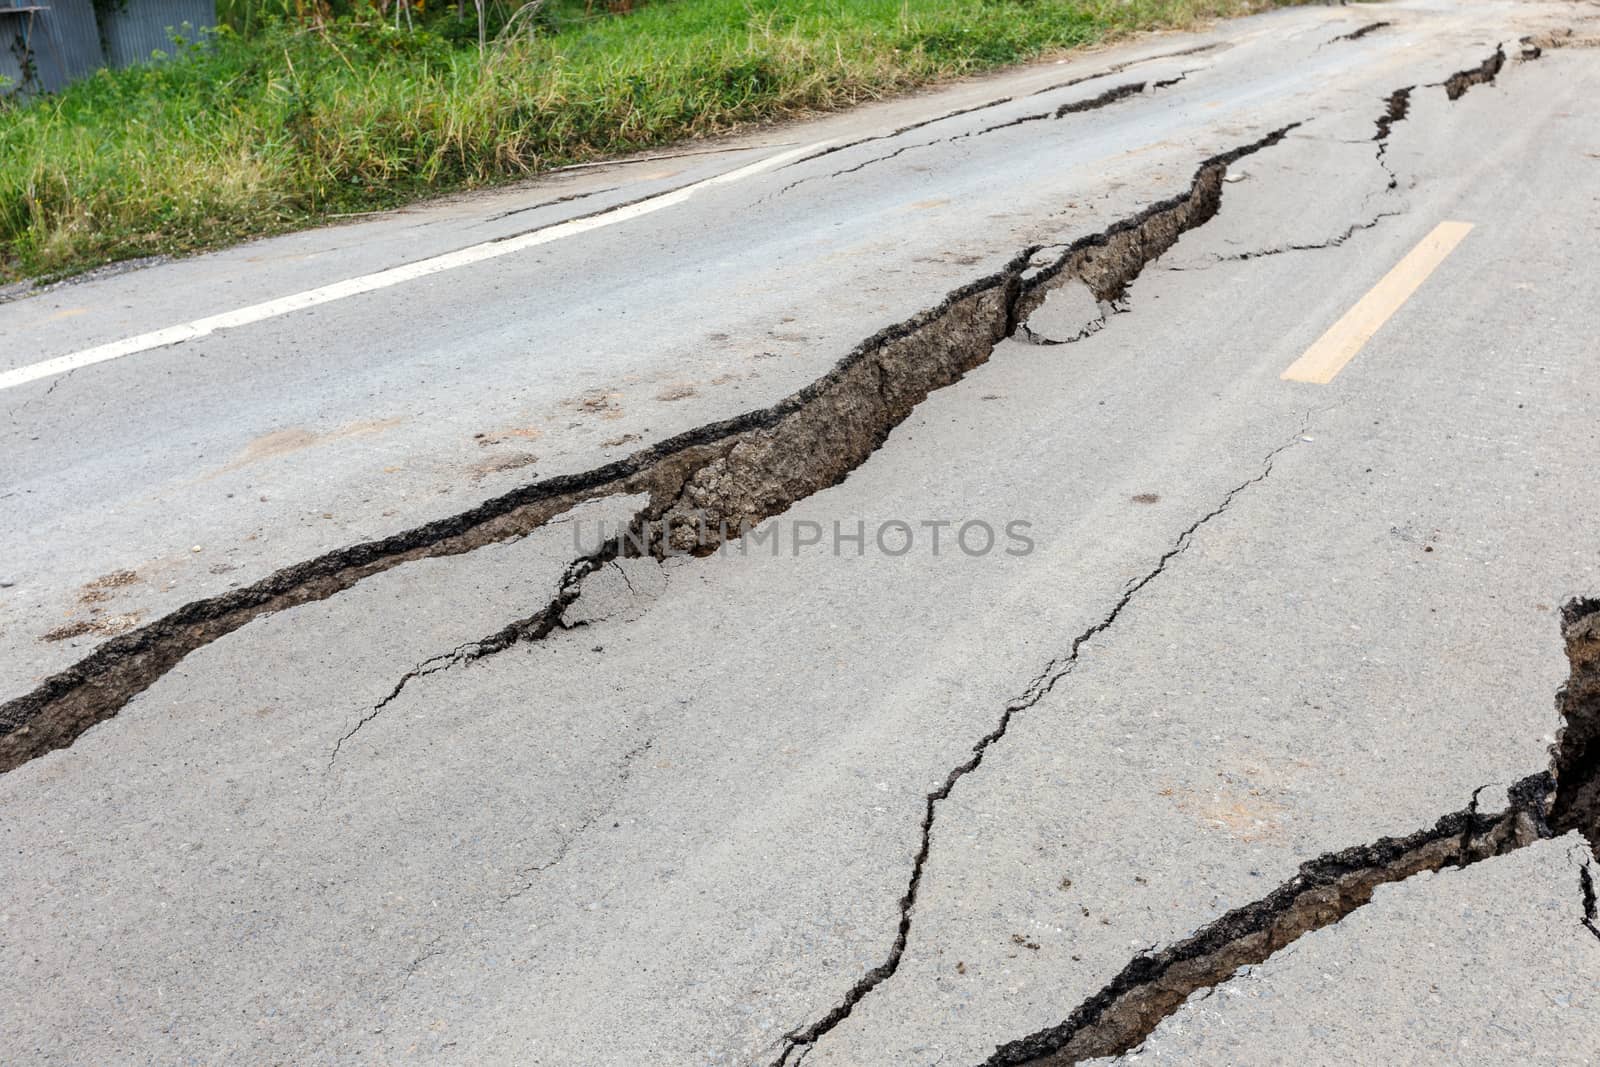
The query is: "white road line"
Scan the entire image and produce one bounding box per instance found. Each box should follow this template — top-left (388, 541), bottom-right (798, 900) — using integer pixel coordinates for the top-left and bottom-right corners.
top-left (0, 142), bottom-right (826, 394)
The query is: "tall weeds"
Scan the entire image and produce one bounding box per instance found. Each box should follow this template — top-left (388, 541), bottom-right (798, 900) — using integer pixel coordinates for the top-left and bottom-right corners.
top-left (0, 0), bottom-right (1296, 281)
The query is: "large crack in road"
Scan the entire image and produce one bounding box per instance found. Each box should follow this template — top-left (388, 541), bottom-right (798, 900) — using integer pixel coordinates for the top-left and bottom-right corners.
top-left (0, 123), bottom-right (1302, 774)
top-left (0, 20), bottom-right (1589, 1066)
top-left (332, 125), bottom-right (1305, 763)
top-left (5, 35), bottom-right (1535, 776)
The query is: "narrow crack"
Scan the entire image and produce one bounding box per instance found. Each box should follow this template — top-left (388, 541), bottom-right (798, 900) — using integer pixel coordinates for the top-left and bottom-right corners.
top-left (1164, 84), bottom-right (1415, 274)
top-left (1005, 428), bottom-right (1302, 717)
top-left (1211, 209), bottom-right (1404, 262)
top-left (372, 731), bottom-right (657, 1006)
top-left (773, 432), bottom-right (1305, 1065)
top-left (777, 76), bottom-right (1171, 198)
top-left (498, 734), bottom-right (654, 904)
top-left (981, 594), bottom-right (1600, 1065)
top-left (767, 41), bottom-right (1222, 191)
top-left (1326, 21), bottom-right (1390, 45)
top-left (7, 363), bottom-right (80, 423)
top-left (1176, 56), bottom-right (1508, 271)
top-left (0, 124), bottom-right (1299, 775)
top-left (388, 932), bottom-right (448, 1002)
top-left (609, 559), bottom-right (638, 596)
top-left (1579, 859), bottom-right (1600, 943)
top-left (327, 549), bottom-right (615, 767)
top-left (1373, 86), bottom-right (1412, 190)
top-left (481, 183), bottom-right (625, 223)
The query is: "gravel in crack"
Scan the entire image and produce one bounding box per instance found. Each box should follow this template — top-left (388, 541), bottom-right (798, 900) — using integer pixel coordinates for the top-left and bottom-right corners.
top-left (43, 613), bottom-right (144, 643)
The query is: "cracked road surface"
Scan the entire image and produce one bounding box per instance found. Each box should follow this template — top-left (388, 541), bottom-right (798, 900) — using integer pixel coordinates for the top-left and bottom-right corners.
top-left (4, 1), bottom-right (1600, 1063)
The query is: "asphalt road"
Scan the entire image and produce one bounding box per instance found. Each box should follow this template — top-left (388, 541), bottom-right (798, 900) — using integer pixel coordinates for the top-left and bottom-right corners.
top-left (3, 1), bottom-right (1600, 1063)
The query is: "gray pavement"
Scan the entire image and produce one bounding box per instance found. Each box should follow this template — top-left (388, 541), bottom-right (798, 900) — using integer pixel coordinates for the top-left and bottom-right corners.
top-left (1095, 835), bottom-right (1600, 1065)
top-left (3, 1), bottom-right (1600, 1063)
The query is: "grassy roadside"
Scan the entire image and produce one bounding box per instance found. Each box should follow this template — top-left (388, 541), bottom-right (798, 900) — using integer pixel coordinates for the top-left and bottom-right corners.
top-left (0, 0), bottom-right (1302, 284)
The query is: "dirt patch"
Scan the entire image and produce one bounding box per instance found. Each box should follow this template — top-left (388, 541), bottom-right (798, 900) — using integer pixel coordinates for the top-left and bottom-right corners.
top-left (569, 391), bottom-right (625, 419)
top-left (468, 452), bottom-right (539, 483)
top-left (86, 569), bottom-right (141, 590)
top-left (209, 418), bottom-right (405, 478)
top-left (1521, 28), bottom-right (1600, 59)
top-left (474, 425), bottom-right (544, 447)
top-left (43, 613), bottom-right (143, 643)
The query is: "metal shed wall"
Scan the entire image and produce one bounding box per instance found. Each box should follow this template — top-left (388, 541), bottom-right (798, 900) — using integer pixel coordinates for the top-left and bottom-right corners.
top-left (0, 0), bottom-right (106, 95)
top-left (100, 0), bottom-right (216, 68)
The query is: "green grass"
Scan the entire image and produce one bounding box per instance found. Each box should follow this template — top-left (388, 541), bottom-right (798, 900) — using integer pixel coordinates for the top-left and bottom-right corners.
top-left (0, 0), bottom-right (1298, 282)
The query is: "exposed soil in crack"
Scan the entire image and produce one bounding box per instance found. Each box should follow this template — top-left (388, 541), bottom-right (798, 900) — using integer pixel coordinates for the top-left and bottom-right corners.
top-left (1372, 86), bottom-right (1412, 190)
top-left (1549, 598), bottom-right (1600, 844)
top-left (1374, 85), bottom-right (1412, 144)
top-left (980, 595), bottom-right (1600, 1066)
top-left (1055, 81), bottom-right (1147, 116)
top-left (1441, 45), bottom-right (1506, 100)
top-left (1579, 859), bottom-right (1600, 943)
top-left (983, 777), bottom-right (1554, 1066)
top-left (0, 126), bottom-right (1299, 776)
top-left (1329, 21), bottom-right (1390, 44)
top-left (1519, 29), bottom-right (1600, 61)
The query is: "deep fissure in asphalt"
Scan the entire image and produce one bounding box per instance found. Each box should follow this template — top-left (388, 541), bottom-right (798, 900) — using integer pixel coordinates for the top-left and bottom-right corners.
top-left (336, 127), bottom-right (1302, 767)
top-left (0, 124), bottom-right (1296, 774)
top-left (1443, 45), bottom-right (1507, 100)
